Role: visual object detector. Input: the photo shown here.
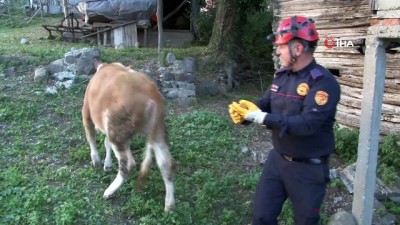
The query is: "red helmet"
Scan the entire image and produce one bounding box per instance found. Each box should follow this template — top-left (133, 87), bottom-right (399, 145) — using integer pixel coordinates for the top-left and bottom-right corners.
top-left (270, 16), bottom-right (319, 44)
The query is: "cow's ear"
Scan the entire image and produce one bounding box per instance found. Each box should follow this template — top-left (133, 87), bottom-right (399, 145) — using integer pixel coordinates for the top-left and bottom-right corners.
top-left (94, 60), bottom-right (104, 71)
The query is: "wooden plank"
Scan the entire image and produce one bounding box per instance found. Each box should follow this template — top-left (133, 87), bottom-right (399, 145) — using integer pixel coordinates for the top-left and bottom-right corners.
top-left (336, 111), bottom-right (400, 135)
top-left (339, 95), bottom-right (400, 114)
top-left (114, 23), bottom-right (138, 48)
top-left (335, 68), bottom-right (398, 78)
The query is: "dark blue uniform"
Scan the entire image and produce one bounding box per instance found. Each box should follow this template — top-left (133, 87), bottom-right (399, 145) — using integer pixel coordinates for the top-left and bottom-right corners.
top-left (252, 59), bottom-right (341, 225)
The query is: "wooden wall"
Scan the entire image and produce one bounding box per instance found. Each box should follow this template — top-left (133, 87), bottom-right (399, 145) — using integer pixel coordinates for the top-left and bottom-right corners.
top-left (272, 0), bottom-right (400, 135)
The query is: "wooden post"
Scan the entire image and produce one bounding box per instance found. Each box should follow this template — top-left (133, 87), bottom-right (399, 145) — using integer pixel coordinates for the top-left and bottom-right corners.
top-left (351, 28), bottom-right (387, 225)
top-left (157, 0), bottom-right (164, 54)
top-left (97, 27), bottom-right (101, 45)
top-left (103, 30), bottom-right (108, 46)
top-left (62, 0), bottom-right (69, 27)
top-left (6, 0), bottom-right (13, 25)
top-left (191, 0), bottom-right (200, 32)
top-left (143, 26), bottom-right (148, 48)
top-left (40, 0), bottom-right (44, 21)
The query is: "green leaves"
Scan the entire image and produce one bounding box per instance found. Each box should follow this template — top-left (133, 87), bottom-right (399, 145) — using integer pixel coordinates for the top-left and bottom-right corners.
top-left (334, 125), bottom-right (359, 164)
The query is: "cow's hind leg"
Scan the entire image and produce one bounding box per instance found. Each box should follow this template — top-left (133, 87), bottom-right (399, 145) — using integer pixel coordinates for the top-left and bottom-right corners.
top-left (153, 142), bottom-right (175, 212)
top-left (103, 136), bottom-right (113, 172)
top-left (138, 142), bottom-right (153, 187)
top-left (103, 142), bottom-right (136, 199)
top-left (82, 107), bottom-right (101, 168)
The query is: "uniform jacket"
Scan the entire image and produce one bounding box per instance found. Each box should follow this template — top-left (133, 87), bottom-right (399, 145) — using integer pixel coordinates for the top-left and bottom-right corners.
top-left (256, 59), bottom-right (341, 158)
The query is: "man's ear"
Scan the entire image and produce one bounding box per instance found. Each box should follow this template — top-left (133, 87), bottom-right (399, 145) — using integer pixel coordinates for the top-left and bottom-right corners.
top-left (295, 42), bottom-right (305, 56)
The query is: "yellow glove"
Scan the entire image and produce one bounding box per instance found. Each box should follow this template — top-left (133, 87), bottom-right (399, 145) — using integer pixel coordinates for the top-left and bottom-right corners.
top-left (230, 100), bottom-right (267, 124)
top-left (239, 100), bottom-right (260, 112)
top-left (229, 100), bottom-right (259, 117)
top-left (228, 106), bottom-right (244, 124)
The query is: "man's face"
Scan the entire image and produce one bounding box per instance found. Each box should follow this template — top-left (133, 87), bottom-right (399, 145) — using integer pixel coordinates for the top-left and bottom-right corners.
top-left (276, 40), bottom-right (305, 68)
top-left (276, 43), bottom-right (291, 68)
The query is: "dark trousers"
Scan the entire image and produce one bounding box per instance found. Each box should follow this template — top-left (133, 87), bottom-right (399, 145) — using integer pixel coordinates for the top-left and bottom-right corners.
top-left (252, 149), bottom-right (330, 225)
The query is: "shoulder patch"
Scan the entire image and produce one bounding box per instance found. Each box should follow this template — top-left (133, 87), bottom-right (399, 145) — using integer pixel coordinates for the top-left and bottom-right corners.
top-left (310, 68), bottom-right (324, 80)
top-left (315, 91), bottom-right (329, 105)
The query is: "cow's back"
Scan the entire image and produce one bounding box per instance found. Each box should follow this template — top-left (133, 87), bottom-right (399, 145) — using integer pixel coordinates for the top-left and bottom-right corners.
top-left (83, 63), bottom-right (164, 133)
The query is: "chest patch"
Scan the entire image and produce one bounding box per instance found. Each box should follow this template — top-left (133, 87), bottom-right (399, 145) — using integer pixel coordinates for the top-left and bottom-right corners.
top-left (296, 83), bottom-right (309, 96)
top-left (271, 84), bottom-right (279, 92)
top-left (315, 91), bottom-right (329, 105)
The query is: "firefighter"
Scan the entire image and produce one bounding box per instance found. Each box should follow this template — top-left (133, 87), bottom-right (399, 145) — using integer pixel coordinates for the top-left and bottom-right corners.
top-left (229, 16), bottom-right (341, 225)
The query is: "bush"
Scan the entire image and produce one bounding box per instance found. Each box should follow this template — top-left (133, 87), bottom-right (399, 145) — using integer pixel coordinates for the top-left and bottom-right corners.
top-left (334, 125), bottom-right (359, 164)
top-left (238, 7), bottom-right (274, 72)
top-left (334, 126), bottom-right (400, 185)
top-left (192, 7), bottom-right (217, 45)
top-left (379, 134), bottom-right (400, 170)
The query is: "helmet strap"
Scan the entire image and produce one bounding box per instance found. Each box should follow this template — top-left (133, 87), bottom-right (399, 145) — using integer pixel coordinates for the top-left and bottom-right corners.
top-left (288, 41), bottom-right (298, 63)
top-left (291, 16), bottom-right (298, 38)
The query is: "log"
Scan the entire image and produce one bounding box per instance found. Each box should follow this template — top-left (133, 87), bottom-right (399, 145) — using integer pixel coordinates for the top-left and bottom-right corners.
top-left (337, 76), bottom-right (363, 88)
top-left (336, 111), bottom-right (400, 135)
top-left (339, 96), bottom-right (400, 114)
top-left (337, 69), bottom-right (398, 79)
top-left (337, 105), bottom-right (400, 125)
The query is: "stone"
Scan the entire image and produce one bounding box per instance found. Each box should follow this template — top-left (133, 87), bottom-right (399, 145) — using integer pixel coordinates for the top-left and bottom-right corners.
top-left (5, 67), bottom-right (17, 77)
top-left (174, 73), bottom-right (187, 82)
top-left (64, 47), bottom-right (101, 59)
top-left (185, 74), bottom-right (196, 83)
top-left (53, 71), bottom-right (75, 81)
top-left (20, 38), bottom-right (29, 45)
top-left (183, 57), bottom-right (197, 73)
top-left (166, 53), bottom-right (176, 65)
top-left (381, 213), bottom-right (396, 225)
top-left (162, 72), bottom-right (175, 81)
top-left (64, 55), bottom-right (77, 65)
top-left (388, 195), bottom-right (400, 203)
top-left (196, 80), bottom-right (220, 97)
top-left (47, 59), bottom-right (65, 75)
top-left (56, 80), bottom-right (74, 89)
top-left (241, 146), bottom-right (249, 154)
top-left (165, 90), bottom-right (179, 99)
top-left (328, 211), bottom-right (356, 225)
top-left (75, 57), bottom-right (95, 75)
top-left (45, 86), bottom-right (57, 94)
top-left (34, 67), bottom-right (48, 83)
top-left (339, 163), bottom-right (400, 202)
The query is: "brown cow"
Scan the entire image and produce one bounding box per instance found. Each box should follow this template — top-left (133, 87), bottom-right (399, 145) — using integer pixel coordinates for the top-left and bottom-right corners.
top-left (81, 62), bottom-right (175, 212)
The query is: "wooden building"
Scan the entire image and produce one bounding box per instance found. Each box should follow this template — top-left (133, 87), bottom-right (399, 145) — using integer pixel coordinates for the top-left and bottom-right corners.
top-left (73, 0), bottom-right (195, 48)
top-left (271, 0), bottom-right (400, 135)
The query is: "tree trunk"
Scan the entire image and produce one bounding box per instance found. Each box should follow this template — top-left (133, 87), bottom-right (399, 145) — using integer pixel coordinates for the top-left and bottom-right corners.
top-left (208, 0), bottom-right (236, 56)
top-left (208, 0), bottom-right (237, 91)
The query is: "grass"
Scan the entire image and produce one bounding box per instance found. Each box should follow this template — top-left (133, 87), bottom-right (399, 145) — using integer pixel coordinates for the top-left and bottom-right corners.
top-left (0, 14), bottom-right (259, 225)
top-left (0, 64), bottom-right (259, 225)
top-left (1, 77), bottom-right (263, 225)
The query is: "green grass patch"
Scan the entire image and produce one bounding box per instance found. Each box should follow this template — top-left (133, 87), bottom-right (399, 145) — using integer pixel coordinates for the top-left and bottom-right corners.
top-left (0, 72), bottom-right (257, 224)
